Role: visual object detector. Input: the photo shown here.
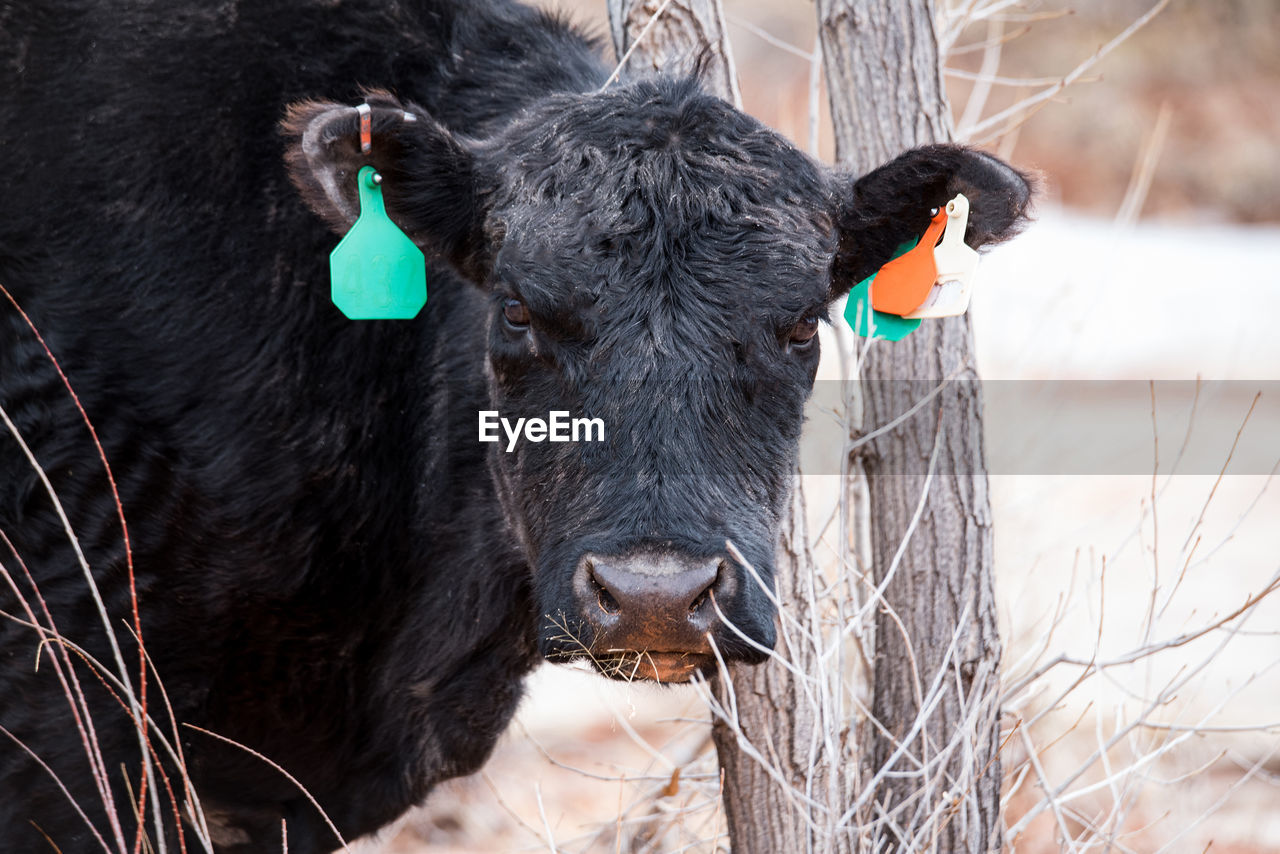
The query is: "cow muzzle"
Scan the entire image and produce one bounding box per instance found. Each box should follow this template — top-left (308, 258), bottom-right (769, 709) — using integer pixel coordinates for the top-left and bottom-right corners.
top-left (569, 550), bottom-right (735, 683)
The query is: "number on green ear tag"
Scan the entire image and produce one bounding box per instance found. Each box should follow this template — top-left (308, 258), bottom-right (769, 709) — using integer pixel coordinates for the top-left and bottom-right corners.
top-left (329, 166), bottom-right (427, 320)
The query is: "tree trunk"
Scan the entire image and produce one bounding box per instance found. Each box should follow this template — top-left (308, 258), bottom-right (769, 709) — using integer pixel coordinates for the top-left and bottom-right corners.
top-left (819, 1), bottom-right (1004, 851)
top-left (605, 0), bottom-right (741, 107)
top-left (710, 480), bottom-right (863, 854)
top-left (711, 489), bottom-right (816, 853)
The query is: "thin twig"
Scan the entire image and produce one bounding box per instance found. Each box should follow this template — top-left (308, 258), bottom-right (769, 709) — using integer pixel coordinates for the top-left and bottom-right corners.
top-left (967, 0), bottom-right (1171, 143)
top-left (601, 0), bottom-right (678, 91)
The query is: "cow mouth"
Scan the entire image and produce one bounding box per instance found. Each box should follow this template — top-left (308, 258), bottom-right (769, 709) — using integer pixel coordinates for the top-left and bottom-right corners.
top-left (591, 650), bottom-right (715, 683)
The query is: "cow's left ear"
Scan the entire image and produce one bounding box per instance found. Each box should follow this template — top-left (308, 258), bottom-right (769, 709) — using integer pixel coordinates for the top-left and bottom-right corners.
top-left (830, 144), bottom-right (1033, 295)
top-left (281, 90), bottom-right (492, 283)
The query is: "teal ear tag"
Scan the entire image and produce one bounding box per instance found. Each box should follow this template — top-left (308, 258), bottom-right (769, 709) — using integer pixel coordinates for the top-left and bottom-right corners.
top-left (329, 166), bottom-right (427, 320)
top-left (843, 239), bottom-right (922, 342)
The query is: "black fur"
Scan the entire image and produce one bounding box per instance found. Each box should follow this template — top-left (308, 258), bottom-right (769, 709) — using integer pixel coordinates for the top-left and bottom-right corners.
top-left (0, 1), bottom-right (1031, 851)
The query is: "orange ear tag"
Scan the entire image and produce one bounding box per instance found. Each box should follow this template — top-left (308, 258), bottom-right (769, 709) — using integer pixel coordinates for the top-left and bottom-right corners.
top-left (903, 193), bottom-right (980, 319)
top-left (869, 208), bottom-right (948, 316)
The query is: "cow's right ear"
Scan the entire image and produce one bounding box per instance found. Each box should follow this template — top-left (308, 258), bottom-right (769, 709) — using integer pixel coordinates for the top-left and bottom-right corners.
top-left (281, 91), bottom-right (491, 283)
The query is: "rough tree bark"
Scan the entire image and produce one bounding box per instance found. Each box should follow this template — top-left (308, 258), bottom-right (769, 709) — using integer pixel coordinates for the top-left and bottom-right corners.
top-left (818, 2), bottom-right (1004, 852)
top-left (605, 0), bottom-right (741, 107)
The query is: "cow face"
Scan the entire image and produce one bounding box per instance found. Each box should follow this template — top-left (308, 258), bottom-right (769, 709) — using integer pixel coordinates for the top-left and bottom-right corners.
top-left (284, 82), bottom-right (1031, 683)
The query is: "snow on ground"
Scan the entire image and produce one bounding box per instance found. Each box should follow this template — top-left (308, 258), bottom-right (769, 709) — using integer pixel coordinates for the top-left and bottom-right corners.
top-left (972, 208), bottom-right (1280, 380)
top-left (972, 210), bottom-right (1280, 718)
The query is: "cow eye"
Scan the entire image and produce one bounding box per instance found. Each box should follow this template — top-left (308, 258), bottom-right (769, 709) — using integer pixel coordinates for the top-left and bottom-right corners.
top-left (502, 298), bottom-right (531, 329)
top-left (788, 316), bottom-right (819, 349)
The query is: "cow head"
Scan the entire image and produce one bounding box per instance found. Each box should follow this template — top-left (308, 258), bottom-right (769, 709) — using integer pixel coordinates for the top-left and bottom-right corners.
top-left (283, 81), bottom-right (1031, 683)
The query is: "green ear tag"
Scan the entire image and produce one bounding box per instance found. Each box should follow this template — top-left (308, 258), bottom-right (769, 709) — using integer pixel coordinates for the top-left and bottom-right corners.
top-left (329, 166), bottom-right (427, 320)
top-left (843, 239), bottom-right (922, 342)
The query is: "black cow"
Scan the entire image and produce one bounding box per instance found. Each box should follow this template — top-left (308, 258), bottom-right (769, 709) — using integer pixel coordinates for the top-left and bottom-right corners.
top-left (0, 0), bottom-right (1030, 850)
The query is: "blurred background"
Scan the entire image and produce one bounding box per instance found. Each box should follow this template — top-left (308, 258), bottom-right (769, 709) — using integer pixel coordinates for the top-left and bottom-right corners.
top-left (555, 0), bottom-right (1280, 222)
top-left (364, 1), bottom-right (1280, 851)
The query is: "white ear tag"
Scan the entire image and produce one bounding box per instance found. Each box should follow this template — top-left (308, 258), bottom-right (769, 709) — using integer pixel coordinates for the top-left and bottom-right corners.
top-left (903, 193), bottom-right (980, 319)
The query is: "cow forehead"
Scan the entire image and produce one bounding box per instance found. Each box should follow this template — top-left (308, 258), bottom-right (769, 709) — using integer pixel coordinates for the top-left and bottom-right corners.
top-left (493, 207), bottom-right (834, 320)
top-left (486, 81), bottom-right (834, 237)
top-left (486, 84), bottom-right (837, 313)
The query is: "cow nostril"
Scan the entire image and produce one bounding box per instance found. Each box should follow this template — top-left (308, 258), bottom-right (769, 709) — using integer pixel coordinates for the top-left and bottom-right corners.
top-left (588, 565), bottom-right (621, 615)
top-left (597, 586), bottom-right (621, 614)
top-left (688, 560), bottom-right (725, 616)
